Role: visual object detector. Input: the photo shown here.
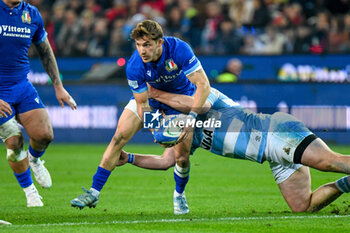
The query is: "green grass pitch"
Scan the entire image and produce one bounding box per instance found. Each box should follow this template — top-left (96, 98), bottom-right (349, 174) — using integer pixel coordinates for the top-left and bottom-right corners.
top-left (1, 143), bottom-right (350, 232)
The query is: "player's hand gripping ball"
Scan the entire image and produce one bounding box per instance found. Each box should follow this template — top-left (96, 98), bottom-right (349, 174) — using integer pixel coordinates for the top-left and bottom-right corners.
top-left (152, 115), bottom-right (184, 146)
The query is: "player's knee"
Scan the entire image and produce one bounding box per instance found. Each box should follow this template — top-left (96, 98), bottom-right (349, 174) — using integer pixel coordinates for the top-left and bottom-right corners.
top-left (288, 194), bottom-right (312, 212)
top-left (112, 130), bottom-right (131, 146)
top-left (7, 147), bottom-right (27, 162)
top-left (33, 130), bottom-right (54, 146)
top-left (5, 135), bottom-right (23, 149)
top-left (111, 133), bottom-right (123, 145)
top-left (290, 203), bottom-right (310, 213)
top-left (175, 156), bottom-right (189, 167)
top-left (0, 118), bottom-right (22, 143)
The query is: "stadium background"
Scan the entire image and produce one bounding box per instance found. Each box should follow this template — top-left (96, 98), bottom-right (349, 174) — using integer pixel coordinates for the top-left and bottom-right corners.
top-left (24, 0), bottom-right (350, 144)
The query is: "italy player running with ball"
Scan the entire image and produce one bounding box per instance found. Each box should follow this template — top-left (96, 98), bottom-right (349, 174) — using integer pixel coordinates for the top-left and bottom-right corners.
top-left (119, 86), bottom-right (350, 213)
top-left (0, 0), bottom-right (77, 207)
top-left (71, 20), bottom-right (211, 214)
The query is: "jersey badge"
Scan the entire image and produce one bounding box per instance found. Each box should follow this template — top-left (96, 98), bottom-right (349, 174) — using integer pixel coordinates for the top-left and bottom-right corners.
top-left (165, 59), bottom-right (178, 72)
top-left (21, 11), bottom-right (31, 24)
top-left (128, 80), bottom-right (139, 89)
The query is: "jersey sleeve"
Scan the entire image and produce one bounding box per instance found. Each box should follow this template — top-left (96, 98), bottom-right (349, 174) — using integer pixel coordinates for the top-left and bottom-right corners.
top-left (32, 9), bottom-right (47, 45)
top-left (174, 40), bottom-right (202, 76)
top-left (126, 61), bottom-right (147, 94)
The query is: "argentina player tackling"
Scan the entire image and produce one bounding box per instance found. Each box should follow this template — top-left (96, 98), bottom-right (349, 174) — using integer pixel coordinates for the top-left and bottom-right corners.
top-left (119, 86), bottom-right (350, 213)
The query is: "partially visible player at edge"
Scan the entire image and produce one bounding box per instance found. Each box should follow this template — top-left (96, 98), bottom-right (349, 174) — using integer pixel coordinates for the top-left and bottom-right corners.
top-left (119, 86), bottom-right (350, 212)
top-left (71, 20), bottom-right (210, 214)
top-left (0, 0), bottom-right (77, 207)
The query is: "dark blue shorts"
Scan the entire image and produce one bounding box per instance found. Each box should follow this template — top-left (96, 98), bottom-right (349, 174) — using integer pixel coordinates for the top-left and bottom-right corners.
top-left (0, 80), bottom-right (44, 124)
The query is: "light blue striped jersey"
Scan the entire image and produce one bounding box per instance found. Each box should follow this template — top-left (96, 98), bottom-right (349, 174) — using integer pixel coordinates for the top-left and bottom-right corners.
top-left (191, 107), bottom-right (271, 163)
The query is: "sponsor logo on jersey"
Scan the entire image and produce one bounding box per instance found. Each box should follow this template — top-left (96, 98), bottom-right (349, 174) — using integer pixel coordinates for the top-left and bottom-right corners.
top-left (201, 129), bottom-right (214, 150)
top-left (255, 135), bottom-right (261, 142)
top-left (160, 70), bottom-right (183, 82)
top-left (21, 11), bottom-right (31, 24)
top-left (165, 59), bottom-right (178, 72)
top-left (0, 25), bottom-right (31, 38)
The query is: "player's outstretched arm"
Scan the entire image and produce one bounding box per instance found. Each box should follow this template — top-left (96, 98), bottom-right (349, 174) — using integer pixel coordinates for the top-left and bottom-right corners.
top-left (34, 38), bottom-right (77, 110)
top-left (147, 84), bottom-right (211, 114)
top-left (117, 149), bottom-right (176, 170)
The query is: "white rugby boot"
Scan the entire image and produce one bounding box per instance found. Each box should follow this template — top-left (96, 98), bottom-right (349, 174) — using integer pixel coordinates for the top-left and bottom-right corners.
top-left (0, 220), bottom-right (12, 225)
top-left (28, 152), bottom-right (52, 188)
top-left (24, 184), bottom-right (44, 207)
top-left (173, 190), bottom-right (189, 215)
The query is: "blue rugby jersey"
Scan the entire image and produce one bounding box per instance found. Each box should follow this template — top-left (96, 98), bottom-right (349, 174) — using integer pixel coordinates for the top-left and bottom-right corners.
top-left (0, 1), bottom-right (47, 87)
top-left (191, 107), bottom-right (271, 163)
top-left (126, 36), bottom-right (201, 96)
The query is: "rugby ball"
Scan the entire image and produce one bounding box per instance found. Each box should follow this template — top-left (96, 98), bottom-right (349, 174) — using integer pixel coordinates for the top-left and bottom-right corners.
top-left (152, 115), bottom-right (184, 145)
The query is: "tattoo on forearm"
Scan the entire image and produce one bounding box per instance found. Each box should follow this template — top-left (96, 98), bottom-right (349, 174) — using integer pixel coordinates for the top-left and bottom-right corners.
top-left (35, 39), bottom-right (61, 86)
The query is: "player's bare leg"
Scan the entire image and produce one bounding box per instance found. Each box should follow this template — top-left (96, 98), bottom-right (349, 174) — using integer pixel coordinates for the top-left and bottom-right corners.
top-left (18, 109), bottom-right (53, 151)
top-left (301, 138), bottom-right (350, 173)
top-left (278, 166), bottom-right (342, 212)
top-left (118, 147), bottom-right (176, 170)
top-left (71, 109), bottom-right (142, 209)
top-left (100, 109), bottom-right (143, 170)
top-left (18, 109), bottom-right (53, 188)
top-left (279, 137), bottom-right (350, 212)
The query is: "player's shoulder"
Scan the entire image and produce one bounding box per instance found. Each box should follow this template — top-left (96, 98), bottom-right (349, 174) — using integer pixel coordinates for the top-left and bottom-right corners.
top-left (126, 50), bottom-right (145, 77)
top-left (21, 1), bottom-right (42, 22)
top-left (164, 36), bottom-right (189, 51)
top-left (163, 36), bottom-right (193, 62)
top-left (127, 50), bottom-right (143, 67)
top-left (21, 1), bottom-right (40, 14)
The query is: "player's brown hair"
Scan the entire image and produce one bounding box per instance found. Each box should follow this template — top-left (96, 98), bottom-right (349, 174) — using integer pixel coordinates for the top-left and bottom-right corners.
top-left (130, 20), bottom-right (163, 41)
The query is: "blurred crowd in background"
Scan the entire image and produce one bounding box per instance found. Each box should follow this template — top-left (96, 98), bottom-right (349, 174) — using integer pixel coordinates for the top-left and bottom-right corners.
top-left (27, 0), bottom-right (350, 57)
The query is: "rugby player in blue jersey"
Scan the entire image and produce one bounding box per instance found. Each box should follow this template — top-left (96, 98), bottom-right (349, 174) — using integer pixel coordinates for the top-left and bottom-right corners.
top-left (119, 86), bottom-right (350, 213)
top-left (71, 20), bottom-right (210, 214)
top-left (0, 0), bottom-right (77, 207)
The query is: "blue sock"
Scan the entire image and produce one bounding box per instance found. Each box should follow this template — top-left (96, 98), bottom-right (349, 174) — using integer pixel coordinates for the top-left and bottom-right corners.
top-left (336, 176), bottom-right (350, 193)
top-left (14, 167), bottom-right (33, 188)
top-left (174, 164), bottom-right (190, 194)
top-left (92, 166), bottom-right (111, 192)
top-left (29, 145), bottom-right (45, 158)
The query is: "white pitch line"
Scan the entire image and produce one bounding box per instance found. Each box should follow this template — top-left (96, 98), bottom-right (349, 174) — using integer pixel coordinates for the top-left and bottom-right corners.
top-left (7, 214), bottom-right (350, 228)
